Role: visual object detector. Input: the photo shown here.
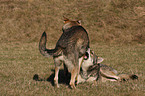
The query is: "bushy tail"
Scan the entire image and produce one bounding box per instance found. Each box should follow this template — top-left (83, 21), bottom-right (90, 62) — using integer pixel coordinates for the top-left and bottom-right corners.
top-left (39, 32), bottom-right (60, 57)
top-left (118, 74), bottom-right (138, 81)
top-left (130, 74), bottom-right (138, 80)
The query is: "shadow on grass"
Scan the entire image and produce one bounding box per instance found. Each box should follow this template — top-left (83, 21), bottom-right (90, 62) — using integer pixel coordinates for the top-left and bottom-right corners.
top-left (33, 69), bottom-right (71, 87)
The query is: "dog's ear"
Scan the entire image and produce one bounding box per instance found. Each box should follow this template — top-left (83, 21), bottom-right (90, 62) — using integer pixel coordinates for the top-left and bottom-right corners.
top-left (97, 57), bottom-right (104, 63)
top-left (77, 20), bottom-right (81, 25)
top-left (63, 16), bottom-right (69, 23)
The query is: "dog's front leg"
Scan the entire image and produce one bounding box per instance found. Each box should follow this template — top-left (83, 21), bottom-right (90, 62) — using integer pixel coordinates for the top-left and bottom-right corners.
top-left (69, 66), bottom-right (78, 89)
top-left (54, 66), bottom-right (60, 88)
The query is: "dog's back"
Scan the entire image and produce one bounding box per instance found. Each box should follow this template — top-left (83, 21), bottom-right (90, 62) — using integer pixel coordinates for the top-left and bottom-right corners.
top-left (57, 26), bottom-right (89, 57)
top-left (39, 17), bottom-right (90, 88)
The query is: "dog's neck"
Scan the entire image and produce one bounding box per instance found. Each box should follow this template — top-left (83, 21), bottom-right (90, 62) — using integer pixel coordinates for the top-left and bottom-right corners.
top-left (62, 22), bottom-right (81, 32)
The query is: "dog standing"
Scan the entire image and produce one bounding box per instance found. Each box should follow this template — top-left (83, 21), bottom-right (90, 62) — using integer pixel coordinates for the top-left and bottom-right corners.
top-left (39, 17), bottom-right (90, 88)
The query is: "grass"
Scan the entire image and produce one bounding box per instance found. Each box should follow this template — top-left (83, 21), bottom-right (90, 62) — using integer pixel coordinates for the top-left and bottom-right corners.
top-left (0, 0), bottom-right (145, 96)
top-left (0, 0), bottom-right (144, 44)
top-left (0, 42), bottom-right (144, 96)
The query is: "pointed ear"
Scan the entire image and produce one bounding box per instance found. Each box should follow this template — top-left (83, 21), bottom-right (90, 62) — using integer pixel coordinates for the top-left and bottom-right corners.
top-left (63, 16), bottom-right (69, 23)
top-left (77, 20), bottom-right (81, 25)
top-left (97, 57), bottom-right (104, 63)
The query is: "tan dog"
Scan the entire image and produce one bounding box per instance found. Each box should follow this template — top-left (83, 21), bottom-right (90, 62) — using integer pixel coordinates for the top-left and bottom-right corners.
top-left (39, 17), bottom-right (90, 88)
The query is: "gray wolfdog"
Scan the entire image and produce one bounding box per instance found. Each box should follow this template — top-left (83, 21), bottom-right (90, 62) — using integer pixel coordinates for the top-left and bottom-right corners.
top-left (77, 49), bottom-right (138, 84)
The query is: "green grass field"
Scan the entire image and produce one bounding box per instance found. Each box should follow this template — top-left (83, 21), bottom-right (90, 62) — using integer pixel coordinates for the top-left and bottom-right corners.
top-left (0, 0), bottom-right (145, 96)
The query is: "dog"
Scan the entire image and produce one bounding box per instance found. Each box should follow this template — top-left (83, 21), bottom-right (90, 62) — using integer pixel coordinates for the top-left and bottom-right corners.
top-left (77, 49), bottom-right (138, 84)
top-left (39, 17), bottom-right (90, 88)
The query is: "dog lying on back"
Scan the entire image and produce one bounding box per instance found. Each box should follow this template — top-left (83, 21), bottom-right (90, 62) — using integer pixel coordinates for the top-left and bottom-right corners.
top-left (77, 49), bottom-right (138, 84)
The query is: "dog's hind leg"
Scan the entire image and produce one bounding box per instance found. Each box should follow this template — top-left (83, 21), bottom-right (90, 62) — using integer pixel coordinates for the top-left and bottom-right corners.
top-left (54, 56), bottom-right (63, 88)
top-left (76, 56), bottom-right (84, 85)
top-left (69, 53), bottom-right (80, 89)
top-left (54, 66), bottom-right (60, 88)
top-left (69, 66), bottom-right (78, 89)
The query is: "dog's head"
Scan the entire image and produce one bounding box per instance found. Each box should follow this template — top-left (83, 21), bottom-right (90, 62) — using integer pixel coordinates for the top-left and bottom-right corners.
top-left (80, 49), bottom-right (104, 79)
top-left (62, 16), bottom-right (81, 31)
top-left (84, 49), bottom-right (104, 65)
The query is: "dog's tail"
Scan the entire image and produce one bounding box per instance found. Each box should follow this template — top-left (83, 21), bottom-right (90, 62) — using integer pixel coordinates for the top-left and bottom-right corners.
top-left (118, 74), bottom-right (138, 81)
top-left (39, 32), bottom-right (62, 57)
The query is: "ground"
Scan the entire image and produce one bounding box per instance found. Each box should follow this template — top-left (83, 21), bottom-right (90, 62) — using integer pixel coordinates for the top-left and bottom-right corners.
top-left (0, 0), bottom-right (145, 96)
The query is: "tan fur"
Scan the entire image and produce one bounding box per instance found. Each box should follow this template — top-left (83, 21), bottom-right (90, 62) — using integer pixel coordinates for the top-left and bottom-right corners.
top-left (39, 17), bottom-right (90, 88)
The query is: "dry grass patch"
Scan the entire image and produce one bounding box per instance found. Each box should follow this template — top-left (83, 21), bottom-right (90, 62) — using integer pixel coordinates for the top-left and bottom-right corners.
top-left (0, 42), bottom-right (144, 95)
top-left (0, 0), bottom-right (145, 95)
top-left (0, 0), bottom-right (144, 44)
